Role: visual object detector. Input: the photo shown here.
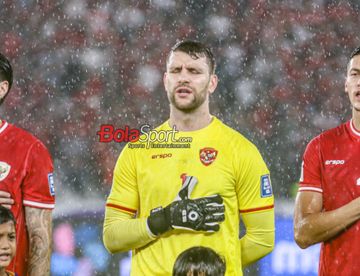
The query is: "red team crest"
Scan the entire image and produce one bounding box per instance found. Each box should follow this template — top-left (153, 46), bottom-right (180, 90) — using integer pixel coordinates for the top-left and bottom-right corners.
top-left (0, 161), bottom-right (11, 181)
top-left (199, 147), bottom-right (218, 166)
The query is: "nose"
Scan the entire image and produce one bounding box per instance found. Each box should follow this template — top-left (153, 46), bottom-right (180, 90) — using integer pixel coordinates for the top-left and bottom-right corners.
top-left (0, 240), bottom-right (10, 250)
top-left (177, 67), bottom-right (190, 84)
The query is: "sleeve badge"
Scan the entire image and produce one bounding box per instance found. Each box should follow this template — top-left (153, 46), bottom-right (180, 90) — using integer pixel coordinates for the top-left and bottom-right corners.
top-left (48, 173), bottom-right (55, 196)
top-left (260, 174), bottom-right (273, 198)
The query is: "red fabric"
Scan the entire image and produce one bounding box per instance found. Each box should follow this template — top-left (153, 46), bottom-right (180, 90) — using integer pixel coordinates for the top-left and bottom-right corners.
top-left (299, 121), bottom-right (360, 275)
top-left (0, 122), bottom-right (55, 276)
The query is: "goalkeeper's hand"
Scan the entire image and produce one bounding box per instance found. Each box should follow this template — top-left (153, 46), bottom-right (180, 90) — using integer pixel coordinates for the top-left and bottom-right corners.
top-left (147, 176), bottom-right (225, 236)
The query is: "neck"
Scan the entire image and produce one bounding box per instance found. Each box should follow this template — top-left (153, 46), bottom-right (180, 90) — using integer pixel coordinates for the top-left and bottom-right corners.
top-left (353, 109), bottom-right (360, 130)
top-left (169, 105), bottom-right (212, 131)
top-left (0, 267), bottom-right (7, 276)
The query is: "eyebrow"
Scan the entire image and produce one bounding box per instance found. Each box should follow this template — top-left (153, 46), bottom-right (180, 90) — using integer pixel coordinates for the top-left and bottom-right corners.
top-left (168, 64), bottom-right (205, 71)
top-left (349, 68), bottom-right (360, 73)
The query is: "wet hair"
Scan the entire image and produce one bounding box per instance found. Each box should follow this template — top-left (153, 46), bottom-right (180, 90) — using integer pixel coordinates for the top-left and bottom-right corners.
top-left (350, 46), bottom-right (360, 60)
top-left (0, 205), bottom-right (15, 226)
top-left (347, 46), bottom-right (360, 73)
top-left (0, 53), bottom-right (13, 104)
top-left (173, 246), bottom-right (226, 276)
top-left (166, 40), bottom-right (216, 74)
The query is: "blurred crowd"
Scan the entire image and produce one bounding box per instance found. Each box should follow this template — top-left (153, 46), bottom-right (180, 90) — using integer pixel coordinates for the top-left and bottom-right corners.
top-left (0, 0), bottom-right (359, 200)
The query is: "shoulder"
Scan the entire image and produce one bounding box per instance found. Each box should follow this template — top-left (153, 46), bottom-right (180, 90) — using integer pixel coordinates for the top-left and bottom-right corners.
top-left (214, 118), bottom-right (260, 151)
top-left (115, 123), bottom-right (163, 159)
top-left (153, 121), bottom-right (169, 131)
top-left (8, 123), bottom-right (47, 146)
top-left (307, 122), bottom-right (347, 147)
top-left (3, 123), bottom-right (50, 158)
top-left (319, 122), bottom-right (347, 139)
top-left (122, 121), bottom-right (168, 150)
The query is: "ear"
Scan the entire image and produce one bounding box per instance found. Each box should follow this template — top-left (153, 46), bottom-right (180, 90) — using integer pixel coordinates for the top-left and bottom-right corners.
top-left (208, 74), bottom-right (218, 95)
top-left (163, 72), bottom-right (168, 91)
top-left (345, 77), bottom-right (349, 94)
top-left (0, 81), bottom-right (9, 99)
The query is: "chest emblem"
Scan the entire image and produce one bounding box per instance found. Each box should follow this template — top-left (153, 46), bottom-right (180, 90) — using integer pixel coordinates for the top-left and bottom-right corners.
top-left (357, 178), bottom-right (360, 186)
top-left (0, 162), bottom-right (11, 181)
top-left (199, 147), bottom-right (218, 166)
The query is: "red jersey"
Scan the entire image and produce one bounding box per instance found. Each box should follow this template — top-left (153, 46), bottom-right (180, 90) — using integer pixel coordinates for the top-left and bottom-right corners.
top-left (299, 120), bottom-right (360, 276)
top-left (0, 121), bottom-right (55, 276)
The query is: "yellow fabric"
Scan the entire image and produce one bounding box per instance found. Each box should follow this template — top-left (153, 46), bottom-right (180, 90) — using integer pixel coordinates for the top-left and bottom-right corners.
top-left (105, 117), bottom-right (274, 276)
top-left (103, 208), bottom-right (155, 253)
top-left (240, 209), bottom-right (275, 266)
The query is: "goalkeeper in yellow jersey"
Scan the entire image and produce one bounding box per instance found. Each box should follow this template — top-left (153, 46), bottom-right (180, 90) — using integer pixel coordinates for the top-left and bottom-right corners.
top-left (103, 40), bottom-right (275, 276)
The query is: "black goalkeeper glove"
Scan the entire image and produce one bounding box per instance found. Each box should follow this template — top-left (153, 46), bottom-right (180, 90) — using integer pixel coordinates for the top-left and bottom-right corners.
top-left (147, 176), bottom-right (225, 236)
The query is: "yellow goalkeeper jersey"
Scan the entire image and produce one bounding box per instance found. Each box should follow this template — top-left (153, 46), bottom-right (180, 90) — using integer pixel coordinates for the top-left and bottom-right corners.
top-left (106, 117), bottom-right (274, 275)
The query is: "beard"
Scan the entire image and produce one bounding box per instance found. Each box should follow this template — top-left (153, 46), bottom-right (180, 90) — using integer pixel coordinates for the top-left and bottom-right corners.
top-left (168, 84), bottom-right (209, 113)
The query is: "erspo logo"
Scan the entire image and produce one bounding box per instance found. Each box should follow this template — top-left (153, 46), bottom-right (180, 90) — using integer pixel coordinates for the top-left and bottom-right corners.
top-left (324, 160), bottom-right (345, 165)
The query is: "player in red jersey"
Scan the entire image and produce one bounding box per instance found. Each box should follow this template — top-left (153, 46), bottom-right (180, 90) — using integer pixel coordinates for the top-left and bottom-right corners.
top-left (0, 53), bottom-right (55, 276)
top-left (294, 46), bottom-right (360, 275)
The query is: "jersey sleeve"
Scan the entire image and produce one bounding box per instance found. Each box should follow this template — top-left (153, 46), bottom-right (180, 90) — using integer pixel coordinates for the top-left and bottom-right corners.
top-left (23, 141), bottom-right (55, 209)
top-left (298, 136), bottom-right (322, 193)
top-left (235, 142), bottom-right (274, 213)
top-left (106, 144), bottom-right (139, 215)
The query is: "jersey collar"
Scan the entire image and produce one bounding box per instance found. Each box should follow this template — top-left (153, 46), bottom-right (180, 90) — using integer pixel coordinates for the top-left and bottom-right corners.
top-left (350, 119), bottom-right (360, 137)
top-left (0, 120), bottom-right (8, 135)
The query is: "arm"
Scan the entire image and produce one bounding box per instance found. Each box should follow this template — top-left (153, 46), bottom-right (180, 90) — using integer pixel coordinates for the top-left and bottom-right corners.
top-left (103, 176), bottom-right (225, 253)
top-left (293, 191), bottom-right (360, 249)
top-left (103, 145), bottom-right (154, 253)
top-left (25, 206), bottom-right (52, 276)
top-left (240, 209), bottom-right (275, 267)
top-left (103, 207), bottom-right (155, 253)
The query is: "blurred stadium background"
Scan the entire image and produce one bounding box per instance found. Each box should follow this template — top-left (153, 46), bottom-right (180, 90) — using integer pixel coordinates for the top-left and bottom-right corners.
top-left (1, 0), bottom-right (359, 275)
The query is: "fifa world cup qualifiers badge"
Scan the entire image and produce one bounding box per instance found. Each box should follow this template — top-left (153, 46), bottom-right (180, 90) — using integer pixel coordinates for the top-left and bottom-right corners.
top-left (260, 175), bottom-right (272, 198)
top-left (48, 173), bottom-right (55, 196)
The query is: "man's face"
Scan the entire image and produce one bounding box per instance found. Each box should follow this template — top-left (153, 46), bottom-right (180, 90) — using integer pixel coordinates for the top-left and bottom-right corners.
top-left (345, 55), bottom-right (360, 112)
top-left (164, 51), bottom-right (217, 112)
top-left (0, 81), bottom-right (9, 105)
top-left (0, 221), bottom-right (15, 269)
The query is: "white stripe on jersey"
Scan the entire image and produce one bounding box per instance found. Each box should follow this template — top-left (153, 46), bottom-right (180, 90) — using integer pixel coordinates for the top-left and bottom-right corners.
top-left (299, 161), bottom-right (304, 182)
top-left (298, 187), bottom-right (323, 193)
top-left (23, 200), bottom-right (55, 209)
top-left (0, 122), bottom-right (8, 134)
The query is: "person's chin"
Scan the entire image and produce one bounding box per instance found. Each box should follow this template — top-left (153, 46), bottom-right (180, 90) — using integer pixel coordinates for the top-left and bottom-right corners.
top-left (174, 100), bottom-right (194, 110)
top-left (352, 100), bottom-right (360, 111)
top-left (0, 258), bottom-right (11, 268)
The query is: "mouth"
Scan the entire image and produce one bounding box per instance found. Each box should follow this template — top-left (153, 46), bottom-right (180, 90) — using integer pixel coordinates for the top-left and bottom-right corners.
top-left (175, 87), bottom-right (193, 95)
top-left (0, 253), bottom-right (11, 261)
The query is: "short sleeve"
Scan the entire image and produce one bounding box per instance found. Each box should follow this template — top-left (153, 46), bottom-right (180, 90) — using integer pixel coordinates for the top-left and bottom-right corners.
top-left (23, 141), bottom-right (55, 209)
top-left (106, 144), bottom-right (139, 215)
top-left (298, 137), bottom-right (322, 193)
top-left (236, 143), bottom-right (274, 213)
